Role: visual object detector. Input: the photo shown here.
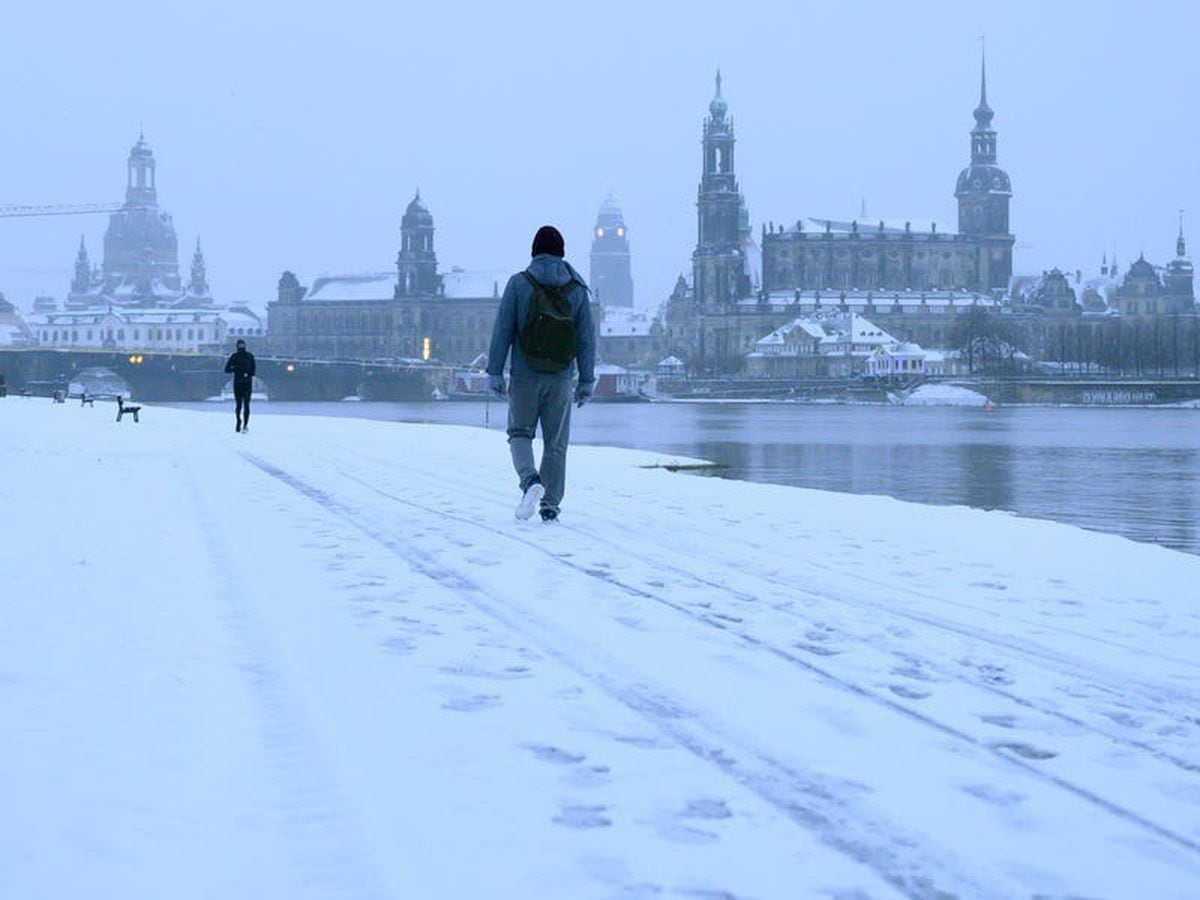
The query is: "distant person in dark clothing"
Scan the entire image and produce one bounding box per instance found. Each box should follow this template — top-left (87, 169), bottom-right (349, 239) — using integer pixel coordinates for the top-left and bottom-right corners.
top-left (224, 339), bottom-right (256, 433)
top-left (487, 225), bottom-right (595, 522)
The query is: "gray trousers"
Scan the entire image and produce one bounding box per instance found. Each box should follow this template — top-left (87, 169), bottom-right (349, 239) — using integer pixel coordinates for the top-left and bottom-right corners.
top-left (507, 373), bottom-right (573, 511)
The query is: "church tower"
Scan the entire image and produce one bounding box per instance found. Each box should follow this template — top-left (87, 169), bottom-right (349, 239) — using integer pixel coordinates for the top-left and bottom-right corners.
top-left (71, 237), bottom-right (92, 295)
top-left (188, 237), bottom-right (212, 302)
top-left (395, 190), bottom-right (440, 297)
top-left (1164, 214), bottom-right (1195, 312)
top-left (125, 131), bottom-right (157, 207)
top-left (89, 132), bottom-right (182, 308)
top-left (693, 72), bottom-right (748, 310)
top-left (955, 51), bottom-right (1014, 291)
top-left (589, 195), bottom-right (634, 308)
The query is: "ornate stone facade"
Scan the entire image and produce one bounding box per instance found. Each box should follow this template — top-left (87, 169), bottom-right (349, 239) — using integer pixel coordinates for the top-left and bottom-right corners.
top-left (267, 192), bottom-right (503, 364)
top-left (760, 55), bottom-right (1013, 296)
top-left (66, 134), bottom-right (212, 310)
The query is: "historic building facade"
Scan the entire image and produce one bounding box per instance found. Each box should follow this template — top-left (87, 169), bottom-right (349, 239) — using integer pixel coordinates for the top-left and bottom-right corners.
top-left (66, 134), bottom-right (213, 310)
top-left (267, 193), bottom-right (503, 364)
top-left (589, 195), bottom-right (634, 308)
top-left (664, 70), bottom-right (1003, 371)
top-left (759, 57), bottom-right (1013, 296)
top-left (25, 135), bottom-right (262, 354)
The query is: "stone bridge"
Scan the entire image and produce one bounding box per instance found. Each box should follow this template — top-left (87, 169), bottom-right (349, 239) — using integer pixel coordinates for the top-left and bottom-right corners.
top-left (0, 348), bottom-right (445, 401)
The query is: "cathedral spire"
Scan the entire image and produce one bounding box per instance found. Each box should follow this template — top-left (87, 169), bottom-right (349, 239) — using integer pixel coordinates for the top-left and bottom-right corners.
top-left (71, 235), bottom-right (91, 295)
top-left (189, 236), bottom-right (209, 297)
top-left (972, 46), bottom-right (995, 139)
top-left (709, 69), bottom-right (727, 120)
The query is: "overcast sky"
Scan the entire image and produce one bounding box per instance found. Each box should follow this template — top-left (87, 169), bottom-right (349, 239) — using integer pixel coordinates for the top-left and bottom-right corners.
top-left (1, 0), bottom-right (1196, 313)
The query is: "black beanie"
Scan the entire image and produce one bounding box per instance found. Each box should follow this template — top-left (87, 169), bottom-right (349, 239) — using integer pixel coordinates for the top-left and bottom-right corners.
top-left (531, 225), bottom-right (565, 258)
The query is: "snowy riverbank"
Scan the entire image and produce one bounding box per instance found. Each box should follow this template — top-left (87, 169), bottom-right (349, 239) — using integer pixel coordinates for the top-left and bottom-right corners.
top-left (2, 400), bottom-right (1199, 898)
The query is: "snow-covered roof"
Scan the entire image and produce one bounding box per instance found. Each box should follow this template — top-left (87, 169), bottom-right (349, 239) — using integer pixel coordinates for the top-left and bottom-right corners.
top-left (442, 268), bottom-right (505, 300)
top-left (306, 274), bottom-right (396, 303)
top-left (600, 307), bottom-right (657, 337)
top-left (752, 312), bottom-right (898, 356)
top-left (756, 288), bottom-right (997, 309)
top-left (767, 217), bottom-right (952, 237)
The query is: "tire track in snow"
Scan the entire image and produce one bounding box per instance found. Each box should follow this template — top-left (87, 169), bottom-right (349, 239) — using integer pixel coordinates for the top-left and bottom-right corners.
top-left (248, 453), bottom-right (1200, 864)
top-left (335, 442), bottom-right (1200, 695)
top-left (240, 452), bottom-right (1005, 900)
top-left (327, 446), bottom-right (1200, 776)
top-left (183, 465), bottom-right (391, 899)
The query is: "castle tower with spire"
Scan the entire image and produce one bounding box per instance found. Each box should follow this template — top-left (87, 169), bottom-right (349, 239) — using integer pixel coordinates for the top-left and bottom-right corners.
top-left (955, 50), bottom-right (1014, 291)
top-left (589, 195), bottom-right (634, 308)
top-left (395, 190), bottom-right (441, 297)
top-left (71, 237), bottom-right (93, 296)
top-left (186, 237), bottom-right (212, 303)
top-left (1164, 213), bottom-right (1195, 312)
top-left (693, 72), bottom-right (749, 311)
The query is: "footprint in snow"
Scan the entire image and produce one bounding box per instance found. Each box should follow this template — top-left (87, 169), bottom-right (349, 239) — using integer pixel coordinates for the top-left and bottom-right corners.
top-left (994, 742), bottom-right (1057, 760)
top-left (553, 805), bottom-right (611, 829)
top-left (656, 823), bottom-right (718, 845)
top-left (980, 714), bottom-right (1017, 729)
top-left (565, 766), bottom-right (612, 788)
top-left (888, 684), bottom-right (930, 700)
top-left (962, 782), bottom-right (1026, 807)
top-left (793, 641), bottom-right (841, 657)
top-left (891, 662), bottom-right (935, 682)
top-left (972, 662), bottom-right (1015, 686)
top-left (523, 743), bottom-right (586, 765)
top-left (682, 798), bottom-right (732, 820)
top-left (380, 636), bottom-right (416, 655)
top-left (441, 693), bottom-right (501, 712)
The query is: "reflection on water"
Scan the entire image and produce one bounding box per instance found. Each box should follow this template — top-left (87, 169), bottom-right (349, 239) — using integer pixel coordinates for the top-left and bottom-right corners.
top-left (174, 400), bottom-right (1200, 555)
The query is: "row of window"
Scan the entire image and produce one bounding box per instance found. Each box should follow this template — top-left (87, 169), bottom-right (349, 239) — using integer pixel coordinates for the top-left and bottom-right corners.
top-left (40, 327), bottom-right (216, 343)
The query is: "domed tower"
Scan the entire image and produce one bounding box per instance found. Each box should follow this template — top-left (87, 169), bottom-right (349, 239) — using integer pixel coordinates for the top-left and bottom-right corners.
top-left (589, 195), bottom-right (634, 308)
top-left (396, 190), bottom-right (440, 297)
top-left (955, 51), bottom-right (1014, 291)
top-left (99, 133), bottom-right (182, 306)
top-left (693, 71), bottom-right (748, 310)
top-left (1164, 214), bottom-right (1195, 312)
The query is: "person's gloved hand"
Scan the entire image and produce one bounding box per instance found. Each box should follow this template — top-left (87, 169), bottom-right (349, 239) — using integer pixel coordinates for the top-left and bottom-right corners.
top-left (574, 381), bottom-right (595, 408)
top-left (488, 375), bottom-right (507, 398)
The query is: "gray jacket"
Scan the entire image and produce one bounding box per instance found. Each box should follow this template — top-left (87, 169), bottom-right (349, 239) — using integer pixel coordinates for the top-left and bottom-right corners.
top-left (486, 254), bottom-right (595, 383)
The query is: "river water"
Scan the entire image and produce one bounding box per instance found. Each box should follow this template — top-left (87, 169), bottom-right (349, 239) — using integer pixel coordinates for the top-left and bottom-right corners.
top-left (173, 400), bottom-right (1200, 556)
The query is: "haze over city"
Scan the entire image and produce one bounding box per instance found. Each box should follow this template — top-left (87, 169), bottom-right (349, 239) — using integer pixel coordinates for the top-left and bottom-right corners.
top-left (1, 0), bottom-right (1196, 313)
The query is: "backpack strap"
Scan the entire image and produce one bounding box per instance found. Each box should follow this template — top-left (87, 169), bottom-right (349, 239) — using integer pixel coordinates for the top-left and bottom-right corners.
top-left (522, 271), bottom-right (576, 308)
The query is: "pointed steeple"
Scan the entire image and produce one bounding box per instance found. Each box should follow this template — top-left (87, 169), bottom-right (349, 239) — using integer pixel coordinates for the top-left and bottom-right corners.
top-left (709, 69), bottom-right (727, 120)
top-left (189, 236), bottom-right (209, 298)
top-left (71, 236), bottom-right (92, 295)
top-left (1178, 210), bottom-right (1187, 258)
top-left (972, 46), bottom-right (995, 139)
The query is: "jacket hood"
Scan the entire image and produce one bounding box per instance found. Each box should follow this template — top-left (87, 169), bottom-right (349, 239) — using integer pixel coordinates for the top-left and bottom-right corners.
top-left (528, 254), bottom-right (589, 290)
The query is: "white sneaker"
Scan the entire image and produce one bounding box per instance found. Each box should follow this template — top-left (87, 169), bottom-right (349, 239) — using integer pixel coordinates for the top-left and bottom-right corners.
top-left (515, 482), bottom-right (544, 520)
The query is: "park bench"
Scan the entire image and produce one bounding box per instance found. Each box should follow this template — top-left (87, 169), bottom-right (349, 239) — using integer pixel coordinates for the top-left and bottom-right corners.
top-left (116, 396), bottom-right (141, 423)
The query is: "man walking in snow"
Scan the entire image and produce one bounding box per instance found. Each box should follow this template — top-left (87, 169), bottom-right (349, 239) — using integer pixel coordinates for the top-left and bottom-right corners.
top-left (224, 338), bottom-right (256, 433)
top-left (487, 225), bottom-right (595, 522)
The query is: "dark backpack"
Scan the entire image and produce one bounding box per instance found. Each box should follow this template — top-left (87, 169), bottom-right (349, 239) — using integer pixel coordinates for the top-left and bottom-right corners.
top-left (518, 272), bottom-right (578, 372)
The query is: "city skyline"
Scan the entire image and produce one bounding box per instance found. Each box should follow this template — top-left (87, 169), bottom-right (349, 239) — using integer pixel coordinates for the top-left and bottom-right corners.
top-left (0, 1), bottom-right (1195, 313)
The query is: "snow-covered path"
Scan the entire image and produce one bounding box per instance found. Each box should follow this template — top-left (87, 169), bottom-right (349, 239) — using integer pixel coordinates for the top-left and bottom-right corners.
top-left (3, 401), bottom-right (1199, 899)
